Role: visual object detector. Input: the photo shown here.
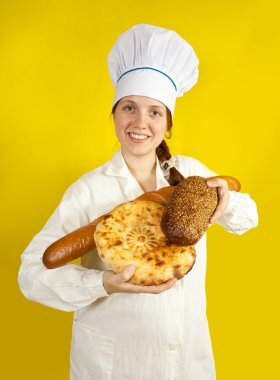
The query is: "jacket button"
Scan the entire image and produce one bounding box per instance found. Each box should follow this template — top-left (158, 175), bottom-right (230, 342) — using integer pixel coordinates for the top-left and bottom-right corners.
top-left (168, 344), bottom-right (176, 351)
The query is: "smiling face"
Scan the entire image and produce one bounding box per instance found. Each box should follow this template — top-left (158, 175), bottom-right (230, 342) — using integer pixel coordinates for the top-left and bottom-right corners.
top-left (112, 95), bottom-right (169, 159)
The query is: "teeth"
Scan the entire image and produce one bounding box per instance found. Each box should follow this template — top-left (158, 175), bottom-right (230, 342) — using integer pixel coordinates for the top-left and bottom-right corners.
top-left (130, 133), bottom-right (149, 140)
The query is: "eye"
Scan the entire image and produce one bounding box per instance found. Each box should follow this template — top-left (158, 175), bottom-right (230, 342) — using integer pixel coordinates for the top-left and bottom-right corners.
top-left (123, 105), bottom-right (134, 112)
top-left (151, 110), bottom-right (161, 117)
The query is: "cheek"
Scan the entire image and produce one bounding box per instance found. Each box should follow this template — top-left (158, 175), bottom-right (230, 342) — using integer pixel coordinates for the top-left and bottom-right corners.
top-left (114, 126), bottom-right (126, 145)
top-left (114, 115), bottom-right (127, 135)
top-left (155, 124), bottom-right (168, 139)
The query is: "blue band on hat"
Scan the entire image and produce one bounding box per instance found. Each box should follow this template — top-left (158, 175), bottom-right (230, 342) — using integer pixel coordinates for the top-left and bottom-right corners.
top-left (117, 66), bottom-right (177, 91)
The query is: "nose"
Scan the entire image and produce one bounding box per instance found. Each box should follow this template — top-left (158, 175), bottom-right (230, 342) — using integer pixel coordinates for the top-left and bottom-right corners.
top-left (133, 112), bottom-right (148, 130)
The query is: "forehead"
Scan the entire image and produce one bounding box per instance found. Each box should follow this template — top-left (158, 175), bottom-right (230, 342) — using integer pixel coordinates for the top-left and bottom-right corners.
top-left (119, 95), bottom-right (165, 109)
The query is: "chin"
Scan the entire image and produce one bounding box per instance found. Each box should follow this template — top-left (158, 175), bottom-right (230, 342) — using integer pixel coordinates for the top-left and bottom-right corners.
top-left (123, 145), bottom-right (156, 158)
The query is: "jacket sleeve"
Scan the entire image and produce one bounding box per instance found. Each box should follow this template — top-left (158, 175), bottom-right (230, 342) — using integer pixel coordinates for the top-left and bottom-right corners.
top-left (180, 156), bottom-right (259, 235)
top-left (18, 180), bottom-right (110, 312)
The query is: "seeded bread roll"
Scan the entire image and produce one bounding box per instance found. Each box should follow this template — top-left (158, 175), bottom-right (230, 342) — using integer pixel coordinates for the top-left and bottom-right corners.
top-left (161, 176), bottom-right (218, 245)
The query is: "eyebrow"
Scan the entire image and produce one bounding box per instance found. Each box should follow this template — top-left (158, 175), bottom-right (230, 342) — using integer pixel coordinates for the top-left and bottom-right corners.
top-left (119, 100), bottom-right (165, 110)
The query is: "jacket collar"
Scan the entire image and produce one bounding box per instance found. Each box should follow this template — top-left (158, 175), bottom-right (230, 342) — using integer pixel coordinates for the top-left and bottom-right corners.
top-left (103, 149), bottom-right (170, 193)
top-left (103, 149), bottom-right (131, 178)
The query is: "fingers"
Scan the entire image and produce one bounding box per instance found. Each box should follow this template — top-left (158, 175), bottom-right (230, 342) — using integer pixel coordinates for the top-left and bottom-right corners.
top-left (102, 266), bottom-right (178, 295)
top-left (103, 265), bottom-right (136, 294)
top-left (206, 177), bottom-right (228, 189)
top-left (113, 265), bottom-right (135, 285)
top-left (118, 277), bottom-right (177, 294)
top-left (207, 178), bottom-right (229, 225)
top-left (209, 188), bottom-right (229, 224)
top-left (136, 278), bottom-right (178, 294)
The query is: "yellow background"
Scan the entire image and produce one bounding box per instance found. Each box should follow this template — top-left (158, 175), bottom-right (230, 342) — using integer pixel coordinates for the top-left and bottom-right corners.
top-left (1, 0), bottom-right (279, 378)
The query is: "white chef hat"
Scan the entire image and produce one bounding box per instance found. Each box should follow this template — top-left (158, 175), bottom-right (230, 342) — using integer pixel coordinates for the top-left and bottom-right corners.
top-left (107, 23), bottom-right (199, 117)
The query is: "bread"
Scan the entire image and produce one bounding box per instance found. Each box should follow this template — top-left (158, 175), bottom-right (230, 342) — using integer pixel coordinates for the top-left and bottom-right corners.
top-left (43, 175), bottom-right (240, 270)
top-left (94, 200), bottom-right (196, 285)
top-left (161, 176), bottom-right (218, 245)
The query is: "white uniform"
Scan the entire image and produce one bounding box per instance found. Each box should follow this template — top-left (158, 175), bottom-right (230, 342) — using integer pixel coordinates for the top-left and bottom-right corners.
top-left (18, 149), bottom-right (258, 380)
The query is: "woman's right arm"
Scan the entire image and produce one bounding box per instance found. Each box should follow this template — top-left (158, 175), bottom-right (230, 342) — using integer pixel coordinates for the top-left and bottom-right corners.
top-left (18, 180), bottom-right (110, 312)
top-left (18, 179), bottom-right (177, 311)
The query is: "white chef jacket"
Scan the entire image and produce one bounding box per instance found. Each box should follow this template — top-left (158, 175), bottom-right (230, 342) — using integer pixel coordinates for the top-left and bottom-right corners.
top-left (18, 149), bottom-right (258, 380)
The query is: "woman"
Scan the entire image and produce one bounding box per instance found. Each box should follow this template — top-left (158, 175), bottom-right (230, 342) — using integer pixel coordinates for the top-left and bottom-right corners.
top-left (18, 24), bottom-right (258, 380)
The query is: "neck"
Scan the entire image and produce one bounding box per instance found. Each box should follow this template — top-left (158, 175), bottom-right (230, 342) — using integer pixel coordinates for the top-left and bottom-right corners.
top-left (121, 149), bottom-right (157, 180)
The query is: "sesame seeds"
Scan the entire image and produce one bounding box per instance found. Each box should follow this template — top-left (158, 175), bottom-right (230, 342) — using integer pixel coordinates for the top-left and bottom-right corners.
top-left (161, 176), bottom-right (218, 245)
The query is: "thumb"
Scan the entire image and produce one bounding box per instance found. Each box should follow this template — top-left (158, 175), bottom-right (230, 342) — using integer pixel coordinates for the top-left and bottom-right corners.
top-left (114, 265), bottom-right (135, 284)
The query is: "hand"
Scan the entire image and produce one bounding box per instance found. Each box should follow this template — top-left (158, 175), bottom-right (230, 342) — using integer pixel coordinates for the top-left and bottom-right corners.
top-left (102, 265), bottom-right (177, 295)
top-left (206, 177), bottom-right (230, 225)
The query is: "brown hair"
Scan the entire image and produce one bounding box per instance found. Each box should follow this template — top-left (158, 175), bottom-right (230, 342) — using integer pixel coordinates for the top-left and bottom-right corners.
top-left (111, 101), bottom-right (185, 186)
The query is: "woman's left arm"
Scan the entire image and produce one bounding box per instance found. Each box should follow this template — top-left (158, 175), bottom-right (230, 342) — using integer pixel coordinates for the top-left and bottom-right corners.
top-left (178, 156), bottom-right (259, 235)
top-left (206, 177), bottom-right (259, 234)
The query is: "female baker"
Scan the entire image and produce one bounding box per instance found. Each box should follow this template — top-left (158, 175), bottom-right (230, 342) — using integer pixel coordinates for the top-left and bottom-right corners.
top-left (18, 24), bottom-right (258, 380)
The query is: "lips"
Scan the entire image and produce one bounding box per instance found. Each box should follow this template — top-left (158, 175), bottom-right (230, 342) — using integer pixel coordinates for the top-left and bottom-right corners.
top-left (128, 132), bottom-right (151, 142)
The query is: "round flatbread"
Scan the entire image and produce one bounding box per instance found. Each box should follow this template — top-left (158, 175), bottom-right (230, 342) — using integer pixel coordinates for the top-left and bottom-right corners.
top-left (94, 200), bottom-right (196, 285)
